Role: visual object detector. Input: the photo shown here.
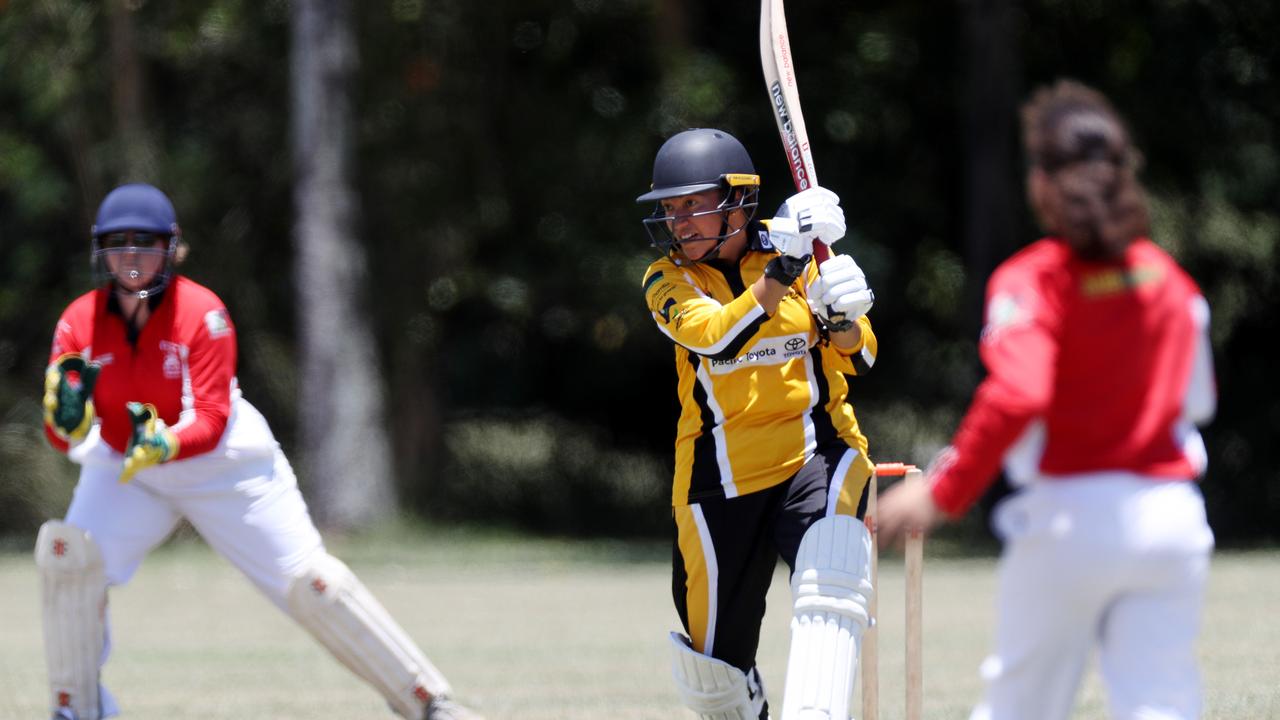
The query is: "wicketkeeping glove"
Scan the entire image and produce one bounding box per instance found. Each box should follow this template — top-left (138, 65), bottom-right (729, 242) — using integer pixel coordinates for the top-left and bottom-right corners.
top-left (808, 254), bottom-right (875, 330)
top-left (767, 187), bottom-right (846, 259)
top-left (43, 353), bottom-right (101, 442)
top-left (119, 401), bottom-right (179, 483)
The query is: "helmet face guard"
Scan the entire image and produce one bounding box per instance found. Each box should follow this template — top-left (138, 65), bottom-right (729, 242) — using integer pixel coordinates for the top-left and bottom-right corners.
top-left (637, 128), bottom-right (760, 263)
top-left (91, 233), bottom-right (179, 299)
top-left (641, 178), bottom-right (759, 262)
top-left (90, 184), bottom-right (181, 298)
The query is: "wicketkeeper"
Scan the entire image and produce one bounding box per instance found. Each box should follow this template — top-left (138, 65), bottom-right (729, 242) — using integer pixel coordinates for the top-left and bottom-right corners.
top-left (638, 128), bottom-right (881, 720)
top-left (38, 183), bottom-right (481, 720)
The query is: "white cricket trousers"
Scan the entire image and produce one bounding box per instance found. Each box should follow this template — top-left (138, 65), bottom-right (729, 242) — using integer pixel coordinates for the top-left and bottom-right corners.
top-left (61, 396), bottom-right (325, 710)
top-left (971, 475), bottom-right (1214, 720)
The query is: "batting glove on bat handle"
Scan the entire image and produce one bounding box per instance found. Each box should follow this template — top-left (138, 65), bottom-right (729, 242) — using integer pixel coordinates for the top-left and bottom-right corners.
top-left (773, 186), bottom-right (846, 255)
top-left (43, 353), bottom-right (101, 442)
top-left (809, 254), bottom-right (874, 330)
top-left (119, 401), bottom-right (179, 483)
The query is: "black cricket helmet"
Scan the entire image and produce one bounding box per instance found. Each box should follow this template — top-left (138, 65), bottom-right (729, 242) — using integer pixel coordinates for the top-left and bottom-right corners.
top-left (637, 128), bottom-right (760, 261)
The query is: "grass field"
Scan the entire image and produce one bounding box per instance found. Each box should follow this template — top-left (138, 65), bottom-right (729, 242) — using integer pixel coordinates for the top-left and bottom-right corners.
top-left (1, 525), bottom-right (1277, 719)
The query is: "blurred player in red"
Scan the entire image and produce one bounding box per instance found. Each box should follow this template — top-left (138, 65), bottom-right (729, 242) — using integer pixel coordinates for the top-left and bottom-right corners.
top-left (38, 183), bottom-right (481, 720)
top-left (878, 81), bottom-right (1217, 720)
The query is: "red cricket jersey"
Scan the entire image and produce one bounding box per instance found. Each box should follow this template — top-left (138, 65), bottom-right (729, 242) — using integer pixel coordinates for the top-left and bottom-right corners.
top-left (930, 238), bottom-right (1215, 517)
top-left (45, 275), bottom-right (238, 460)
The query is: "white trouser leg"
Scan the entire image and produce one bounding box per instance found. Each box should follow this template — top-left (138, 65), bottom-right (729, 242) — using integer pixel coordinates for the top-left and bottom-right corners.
top-left (1100, 577), bottom-right (1207, 720)
top-left (969, 537), bottom-right (1098, 720)
top-left (173, 448), bottom-right (323, 608)
top-left (1100, 483), bottom-right (1213, 720)
top-left (974, 479), bottom-right (1213, 720)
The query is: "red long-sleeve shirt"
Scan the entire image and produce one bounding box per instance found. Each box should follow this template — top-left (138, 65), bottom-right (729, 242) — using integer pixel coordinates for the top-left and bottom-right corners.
top-left (930, 238), bottom-right (1216, 517)
top-left (45, 276), bottom-right (238, 460)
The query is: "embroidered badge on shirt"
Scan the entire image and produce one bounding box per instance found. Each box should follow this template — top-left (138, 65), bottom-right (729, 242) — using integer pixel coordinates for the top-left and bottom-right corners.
top-left (204, 309), bottom-right (231, 338)
top-left (159, 341), bottom-right (185, 379)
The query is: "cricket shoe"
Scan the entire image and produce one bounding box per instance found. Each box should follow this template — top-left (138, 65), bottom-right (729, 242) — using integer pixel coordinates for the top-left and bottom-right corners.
top-left (423, 695), bottom-right (483, 720)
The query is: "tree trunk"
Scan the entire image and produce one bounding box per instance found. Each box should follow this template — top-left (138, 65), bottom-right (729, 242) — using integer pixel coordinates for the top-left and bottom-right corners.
top-left (960, 0), bottom-right (1020, 332)
top-left (290, 0), bottom-right (394, 529)
top-left (106, 0), bottom-right (156, 179)
top-left (654, 0), bottom-right (690, 59)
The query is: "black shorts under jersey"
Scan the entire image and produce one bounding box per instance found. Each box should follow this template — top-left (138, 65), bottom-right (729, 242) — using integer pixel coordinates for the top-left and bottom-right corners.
top-left (671, 441), bottom-right (873, 674)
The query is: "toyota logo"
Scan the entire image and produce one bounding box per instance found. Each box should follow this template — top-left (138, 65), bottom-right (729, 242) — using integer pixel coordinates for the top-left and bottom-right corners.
top-left (785, 338), bottom-right (806, 351)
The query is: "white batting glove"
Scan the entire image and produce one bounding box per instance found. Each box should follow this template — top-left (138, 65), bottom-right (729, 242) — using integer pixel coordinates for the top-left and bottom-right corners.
top-left (768, 187), bottom-right (846, 258)
top-left (808, 254), bottom-right (874, 325)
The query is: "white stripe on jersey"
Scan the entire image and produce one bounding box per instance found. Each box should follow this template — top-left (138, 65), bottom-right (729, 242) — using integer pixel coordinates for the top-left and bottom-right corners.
top-left (800, 349), bottom-right (819, 462)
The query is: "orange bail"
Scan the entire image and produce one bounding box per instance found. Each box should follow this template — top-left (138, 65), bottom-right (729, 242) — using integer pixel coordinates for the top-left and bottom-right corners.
top-left (874, 462), bottom-right (917, 477)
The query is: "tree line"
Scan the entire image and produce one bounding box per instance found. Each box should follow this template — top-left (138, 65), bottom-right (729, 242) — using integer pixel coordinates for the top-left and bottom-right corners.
top-left (1, 0), bottom-right (1276, 544)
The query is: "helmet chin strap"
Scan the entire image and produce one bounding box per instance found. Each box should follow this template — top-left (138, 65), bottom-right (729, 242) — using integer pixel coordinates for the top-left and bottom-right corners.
top-left (108, 279), bottom-right (153, 341)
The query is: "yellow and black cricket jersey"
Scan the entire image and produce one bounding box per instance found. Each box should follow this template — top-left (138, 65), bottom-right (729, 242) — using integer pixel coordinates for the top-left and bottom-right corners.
top-left (643, 224), bottom-right (877, 507)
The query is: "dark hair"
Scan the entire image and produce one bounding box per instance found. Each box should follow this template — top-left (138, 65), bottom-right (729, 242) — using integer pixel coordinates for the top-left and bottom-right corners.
top-left (1021, 80), bottom-right (1150, 260)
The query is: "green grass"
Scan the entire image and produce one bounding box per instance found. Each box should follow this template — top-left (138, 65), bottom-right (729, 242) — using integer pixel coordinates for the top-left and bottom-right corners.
top-left (1, 525), bottom-right (1277, 719)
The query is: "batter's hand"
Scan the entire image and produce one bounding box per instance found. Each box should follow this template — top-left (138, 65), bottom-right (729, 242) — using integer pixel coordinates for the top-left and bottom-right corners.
top-left (876, 474), bottom-right (945, 550)
top-left (808, 254), bottom-right (875, 326)
top-left (768, 187), bottom-right (845, 258)
top-left (43, 353), bottom-right (100, 442)
top-left (119, 402), bottom-right (178, 483)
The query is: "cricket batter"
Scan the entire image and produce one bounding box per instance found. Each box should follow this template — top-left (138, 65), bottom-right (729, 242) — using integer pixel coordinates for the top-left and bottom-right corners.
top-left (877, 81), bottom-right (1217, 720)
top-left (638, 128), bottom-right (880, 719)
top-left (38, 183), bottom-right (481, 720)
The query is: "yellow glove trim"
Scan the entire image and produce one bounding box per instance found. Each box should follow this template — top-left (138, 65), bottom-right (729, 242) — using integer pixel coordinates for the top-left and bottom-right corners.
top-left (43, 353), bottom-right (96, 442)
top-left (119, 403), bottom-right (179, 483)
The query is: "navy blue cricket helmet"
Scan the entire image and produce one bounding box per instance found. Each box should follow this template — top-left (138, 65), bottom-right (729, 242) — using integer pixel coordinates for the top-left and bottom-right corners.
top-left (90, 184), bottom-right (182, 299)
top-left (93, 183), bottom-right (179, 237)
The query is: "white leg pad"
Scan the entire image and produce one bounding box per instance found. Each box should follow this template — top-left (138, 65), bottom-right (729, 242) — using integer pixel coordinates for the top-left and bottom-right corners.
top-left (670, 633), bottom-right (766, 720)
top-left (36, 520), bottom-right (107, 720)
top-left (781, 515), bottom-right (874, 720)
top-left (287, 553), bottom-right (451, 719)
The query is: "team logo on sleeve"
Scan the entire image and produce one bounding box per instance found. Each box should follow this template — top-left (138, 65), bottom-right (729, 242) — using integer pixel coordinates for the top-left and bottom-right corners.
top-left (204, 309), bottom-right (231, 338)
top-left (658, 298), bottom-right (678, 324)
top-left (981, 291), bottom-right (1031, 342)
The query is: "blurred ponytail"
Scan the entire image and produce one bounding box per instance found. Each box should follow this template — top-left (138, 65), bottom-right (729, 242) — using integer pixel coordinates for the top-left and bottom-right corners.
top-left (1021, 80), bottom-right (1150, 260)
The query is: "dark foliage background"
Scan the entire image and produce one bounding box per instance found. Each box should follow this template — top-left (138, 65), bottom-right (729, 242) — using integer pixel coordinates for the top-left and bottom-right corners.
top-left (1, 0), bottom-right (1275, 544)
